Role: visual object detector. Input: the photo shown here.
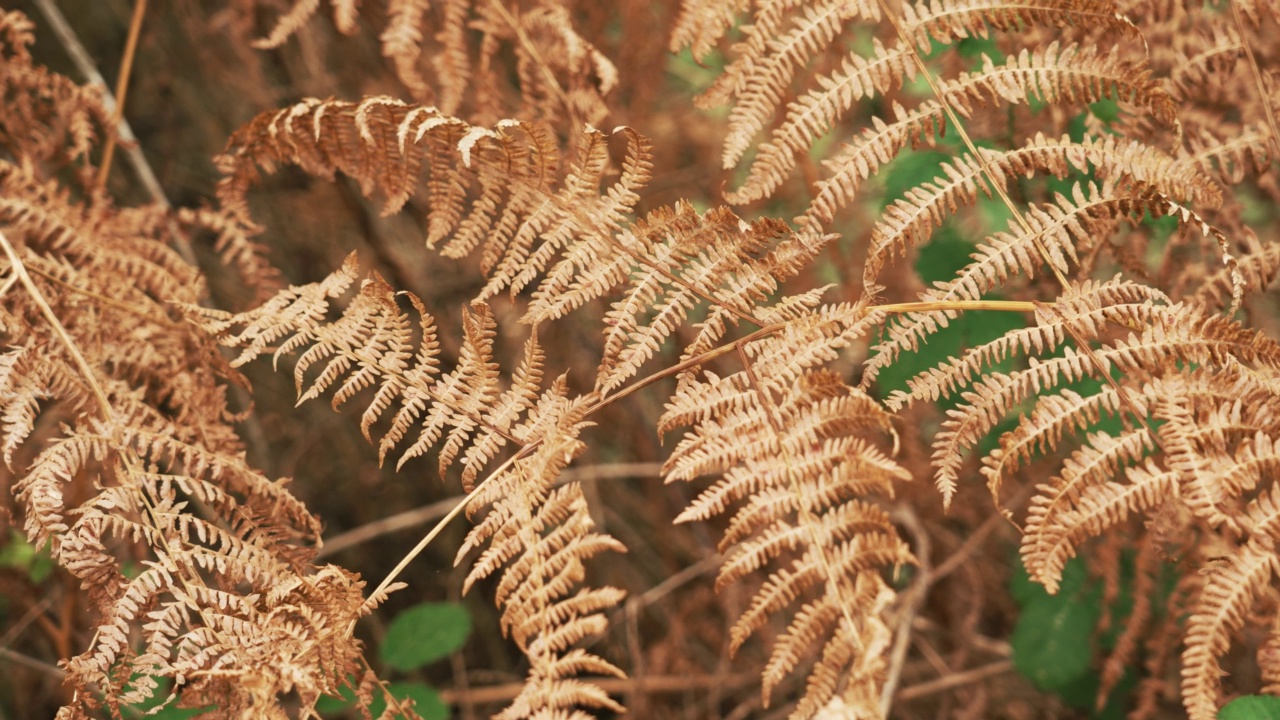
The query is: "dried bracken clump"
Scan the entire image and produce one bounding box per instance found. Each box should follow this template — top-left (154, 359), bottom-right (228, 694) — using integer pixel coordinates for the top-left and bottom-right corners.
top-left (6, 0), bottom-right (1280, 718)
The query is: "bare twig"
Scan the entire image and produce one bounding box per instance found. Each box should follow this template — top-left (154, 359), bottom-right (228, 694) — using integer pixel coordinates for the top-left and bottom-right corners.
top-left (30, 0), bottom-right (193, 265)
top-left (95, 0), bottom-right (148, 192)
top-left (895, 660), bottom-right (1015, 702)
top-left (317, 463), bottom-right (661, 558)
top-left (436, 672), bottom-right (756, 705)
top-left (882, 504), bottom-right (932, 716)
top-left (0, 647), bottom-right (65, 679)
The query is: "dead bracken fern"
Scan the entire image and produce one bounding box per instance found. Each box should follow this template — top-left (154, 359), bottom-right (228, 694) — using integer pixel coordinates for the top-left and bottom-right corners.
top-left (4, 0), bottom-right (1280, 719)
top-left (0, 11), bottom-right (395, 718)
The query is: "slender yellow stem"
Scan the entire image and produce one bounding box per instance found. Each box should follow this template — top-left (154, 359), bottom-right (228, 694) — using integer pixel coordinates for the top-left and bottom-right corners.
top-left (95, 0), bottom-right (147, 191)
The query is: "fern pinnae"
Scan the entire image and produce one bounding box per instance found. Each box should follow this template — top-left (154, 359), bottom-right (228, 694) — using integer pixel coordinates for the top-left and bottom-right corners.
top-left (980, 383), bottom-right (1150, 499)
top-left (213, 258), bottom-right (631, 718)
top-left (885, 278), bottom-right (1171, 410)
top-left (728, 40), bottom-right (917, 205)
top-left (1183, 538), bottom-right (1280, 720)
top-left (862, 183), bottom-right (1182, 392)
top-left (865, 134), bottom-right (1219, 285)
top-left (1022, 459), bottom-right (1177, 592)
top-left (664, 317), bottom-right (913, 715)
top-left (719, 0), bottom-right (867, 170)
top-left (800, 41), bottom-right (1175, 232)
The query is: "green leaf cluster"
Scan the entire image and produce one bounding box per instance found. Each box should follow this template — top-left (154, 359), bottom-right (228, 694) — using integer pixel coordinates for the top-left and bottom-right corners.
top-left (317, 601), bottom-right (471, 720)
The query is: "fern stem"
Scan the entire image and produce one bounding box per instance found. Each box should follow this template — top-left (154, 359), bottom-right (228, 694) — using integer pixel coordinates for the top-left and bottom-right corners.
top-left (1230, 0), bottom-right (1280, 162)
top-left (0, 230), bottom-right (113, 417)
top-left (368, 450), bottom-right (521, 601)
top-left (95, 0), bottom-right (147, 192)
top-left (875, 299), bottom-right (1040, 314)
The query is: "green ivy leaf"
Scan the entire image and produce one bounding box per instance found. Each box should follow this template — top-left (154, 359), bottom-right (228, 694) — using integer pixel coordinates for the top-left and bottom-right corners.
top-left (381, 602), bottom-right (472, 672)
top-left (370, 682), bottom-right (448, 720)
top-left (1010, 555), bottom-right (1090, 606)
top-left (314, 677), bottom-right (449, 720)
top-left (122, 678), bottom-right (215, 719)
top-left (1011, 584), bottom-right (1101, 692)
top-left (0, 530), bottom-right (55, 584)
top-left (1220, 695), bottom-right (1280, 720)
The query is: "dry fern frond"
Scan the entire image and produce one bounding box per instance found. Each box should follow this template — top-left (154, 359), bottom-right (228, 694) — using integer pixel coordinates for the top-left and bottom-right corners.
top-left (199, 257), bottom-right (630, 717)
top-left (251, 0), bottom-right (614, 121)
top-left (862, 183), bottom-right (1180, 392)
top-left (216, 98), bottom-right (653, 298)
top-left (0, 18), bottom-right (402, 714)
top-left (662, 305), bottom-right (911, 719)
top-left (800, 42), bottom-right (1177, 231)
top-left (1183, 537), bottom-right (1280, 720)
top-left (898, 0), bottom-right (1139, 51)
top-left (864, 133), bottom-right (1220, 287)
top-left (0, 10), bottom-right (111, 181)
top-left (252, 0), bottom-right (360, 49)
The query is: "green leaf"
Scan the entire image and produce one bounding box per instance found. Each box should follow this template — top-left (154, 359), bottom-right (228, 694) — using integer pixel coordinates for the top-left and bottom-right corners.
top-left (1220, 695), bottom-right (1280, 720)
top-left (371, 682), bottom-right (448, 720)
top-left (1011, 584), bottom-right (1101, 692)
top-left (0, 530), bottom-right (55, 584)
top-left (315, 678), bottom-right (449, 720)
top-left (315, 679), bottom-right (358, 715)
top-left (381, 602), bottom-right (472, 672)
top-left (880, 149), bottom-right (951, 207)
top-left (1011, 552), bottom-right (1090, 606)
top-left (122, 678), bottom-right (215, 719)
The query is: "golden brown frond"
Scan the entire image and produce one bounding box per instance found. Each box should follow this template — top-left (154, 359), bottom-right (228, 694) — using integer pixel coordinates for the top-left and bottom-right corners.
top-left (800, 43), bottom-right (1176, 231)
top-left (663, 310), bottom-right (912, 717)
top-left (0, 11), bottom-right (111, 180)
top-left (203, 256), bottom-right (630, 717)
top-left (217, 99), bottom-right (655, 299)
top-left (899, 0), bottom-right (1139, 51)
top-left (862, 184), bottom-right (1176, 391)
top-left (253, 0), bottom-right (359, 48)
top-left (718, 0), bottom-right (869, 171)
top-left (1, 165), bottom-right (375, 720)
top-left (1183, 539), bottom-right (1280, 720)
top-left (864, 134), bottom-right (1220, 287)
top-left (670, 0), bottom-right (750, 59)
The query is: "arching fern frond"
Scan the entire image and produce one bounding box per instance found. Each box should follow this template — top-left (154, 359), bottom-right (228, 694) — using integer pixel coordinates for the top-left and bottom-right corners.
top-left (799, 42), bottom-right (1177, 230)
top-left (661, 304), bottom-right (912, 718)
top-left (197, 256), bottom-right (630, 718)
top-left (863, 133), bottom-right (1220, 287)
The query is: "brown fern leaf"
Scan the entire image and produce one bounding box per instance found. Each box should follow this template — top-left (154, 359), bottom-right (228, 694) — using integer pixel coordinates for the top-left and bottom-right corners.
top-left (0, 11), bottom-right (111, 181)
top-left (1179, 121), bottom-right (1275, 187)
top-left (1, 235), bottom-right (374, 715)
top-left (479, 125), bottom-right (652, 301)
top-left (862, 183), bottom-right (1173, 392)
top-left (1182, 538), bottom-right (1280, 720)
top-left (863, 133), bottom-right (1220, 287)
top-left (193, 255), bottom-right (517, 480)
top-left (800, 42), bottom-right (1177, 231)
top-left (217, 97), bottom-right (468, 228)
top-left (381, 0), bottom-right (435, 104)
top-left (459, 409), bottom-right (629, 719)
top-left (201, 256), bottom-right (630, 717)
top-left (217, 99), bottom-right (654, 299)
top-left (949, 302), bottom-right (1279, 503)
top-left (521, 198), bottom-right (827, 394)
top-left (717, 0), bottom-right (870, 172)
top-left (662, 303), bottom-right (912, 719)
top-left (253, 0), bottom-right (360, 48)
top-left (889, 278), bottom-right (1167, 409)
top-left (724, 39), bottom-right (916, 205)
top-left (899, 0), bottom-right (1138, 51)
top-left (670, 0), bottom-right (750, 60)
